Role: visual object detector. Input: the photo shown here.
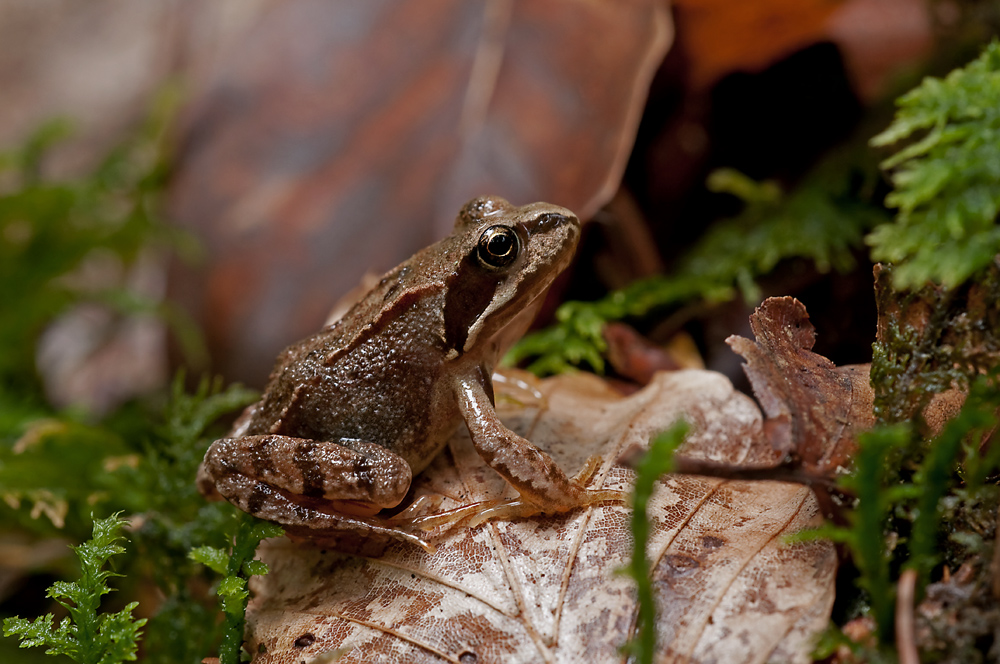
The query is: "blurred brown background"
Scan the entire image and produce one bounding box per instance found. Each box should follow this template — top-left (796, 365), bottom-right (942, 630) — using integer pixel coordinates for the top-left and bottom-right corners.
top-left (1, 0), bottom-right (963, 397)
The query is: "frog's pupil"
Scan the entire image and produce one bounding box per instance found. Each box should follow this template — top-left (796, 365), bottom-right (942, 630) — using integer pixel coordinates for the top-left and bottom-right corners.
top-left (488, 233), bottom-right (512, 256)
top-left (478, 226), bottom-right (518, 268)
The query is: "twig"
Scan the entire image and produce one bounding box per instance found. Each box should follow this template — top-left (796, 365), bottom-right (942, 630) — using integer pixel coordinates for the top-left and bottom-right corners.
top-left (992, 503), bottom-right (1000, 599)
top-left (895, 568), bottom-right (920, 664)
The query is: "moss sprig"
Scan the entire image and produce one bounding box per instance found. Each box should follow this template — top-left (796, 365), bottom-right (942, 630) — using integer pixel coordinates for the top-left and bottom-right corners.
top-left (3, 513), bottom-right (147, 664)
top-left (869, 39), bottom-right (1000, 289)
top-left (622, 421), bottom-right (689, 664)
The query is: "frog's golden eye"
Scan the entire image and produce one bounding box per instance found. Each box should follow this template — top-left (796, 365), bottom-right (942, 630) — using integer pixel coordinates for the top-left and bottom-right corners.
top-left (476, 225), bottom-right (520, 269)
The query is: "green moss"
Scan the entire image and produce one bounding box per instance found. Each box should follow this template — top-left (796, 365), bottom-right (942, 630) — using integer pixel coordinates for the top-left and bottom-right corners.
top-left (4, 514), bottom-right (147, 664)
top-left (622, 421), bottom-right (689, 664)
top-left (190, 514), bottom-right (283, 664)
top-left (0, 104), bottom-right (267, 663)
top-left (0, 108), bottom-right (171, 412)
top-left (868, 39), bottom-right (1000, 289)
top-left (907, 374), bottom-right (999, 586)
top-left (841, 44), bottom-right (1000, 653)
top-left (509, 163), bottom-right (886, 374)
top-left (813, 424), bottom-right (915, 642)
top-left (871, 261), bottom-right (1000, 426)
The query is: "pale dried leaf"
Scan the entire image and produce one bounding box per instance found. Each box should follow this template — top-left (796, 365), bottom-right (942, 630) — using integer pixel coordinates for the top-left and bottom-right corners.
top-left (248, 369), bottom-right (836, 664)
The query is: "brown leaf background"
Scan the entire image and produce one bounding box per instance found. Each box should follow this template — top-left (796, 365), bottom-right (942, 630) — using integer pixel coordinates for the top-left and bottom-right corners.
top-left (168, 0), bottom-right (673, 385)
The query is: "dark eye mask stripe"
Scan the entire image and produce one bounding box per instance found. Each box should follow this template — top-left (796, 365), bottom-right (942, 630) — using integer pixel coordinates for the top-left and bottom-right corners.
top-left (443, 252), bottom-right (503, 353)
top-left (442, 212), bottom-right (573, 355)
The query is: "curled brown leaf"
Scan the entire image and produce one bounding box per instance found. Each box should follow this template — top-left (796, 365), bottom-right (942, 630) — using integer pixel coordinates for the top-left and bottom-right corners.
top-left (725, 296), bottom-right (874, 474)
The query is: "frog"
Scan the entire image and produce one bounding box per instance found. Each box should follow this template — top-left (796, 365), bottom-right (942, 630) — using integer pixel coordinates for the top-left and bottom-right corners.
top-left (197, 195), bottom-right (620, 551)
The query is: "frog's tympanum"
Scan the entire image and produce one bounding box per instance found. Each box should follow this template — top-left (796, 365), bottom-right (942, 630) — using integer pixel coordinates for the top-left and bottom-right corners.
top-left (198, 196), bottom-right (620, 550)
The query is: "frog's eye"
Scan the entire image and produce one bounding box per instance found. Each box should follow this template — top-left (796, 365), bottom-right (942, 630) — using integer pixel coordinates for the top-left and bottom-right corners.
top-left (476, 225), bottom-right (520, 270)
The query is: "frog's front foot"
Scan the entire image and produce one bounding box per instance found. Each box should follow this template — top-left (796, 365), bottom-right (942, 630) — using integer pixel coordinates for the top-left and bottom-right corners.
top-left (467, 454), bottom-right (625, 527)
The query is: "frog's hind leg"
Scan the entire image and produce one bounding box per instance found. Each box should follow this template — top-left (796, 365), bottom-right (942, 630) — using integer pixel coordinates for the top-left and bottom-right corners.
top-left (447, 455), bottom-right (618, 529)
top-left (204, 436), bottom-right (435, 552)
top-left (212, 474), bottom-right (436, 553)
top-left (203, 434), bottom-right (412, 513)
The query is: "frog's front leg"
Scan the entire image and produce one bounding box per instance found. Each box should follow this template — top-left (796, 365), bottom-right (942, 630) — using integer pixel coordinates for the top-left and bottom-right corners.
top-left (445, 372), bottom-right (623, 526)
top-left (199, 435), bottom-right (435, 550)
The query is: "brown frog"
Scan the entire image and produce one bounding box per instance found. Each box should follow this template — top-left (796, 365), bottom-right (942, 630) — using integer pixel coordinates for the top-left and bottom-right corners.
top-left (198, 196), bottom-right (619, 550)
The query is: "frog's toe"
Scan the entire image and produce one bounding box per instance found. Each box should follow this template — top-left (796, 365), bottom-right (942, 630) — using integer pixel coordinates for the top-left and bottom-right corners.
top-left (465, 489), bottom-right (624, 528)
top-left (406, 488), bottom-right (626, 532)
top-left (215, 474), bottom-right (438, 553)
top-left (399, 499), bottom-right (505, 531)
top-left (571, 455), bottom-right (604, 484)
top-left (465, 499), bottom-right (534, 528)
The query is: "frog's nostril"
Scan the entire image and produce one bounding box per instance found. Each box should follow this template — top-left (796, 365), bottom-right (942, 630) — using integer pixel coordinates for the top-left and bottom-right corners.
top-left (533, 213), bottom-right (574, 233)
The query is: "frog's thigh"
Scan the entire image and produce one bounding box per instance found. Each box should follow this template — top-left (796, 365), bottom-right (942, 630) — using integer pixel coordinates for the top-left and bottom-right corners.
top-left (204, 435), bottom-right (411, 509)
top-left (454, 376), bottom-right (587, 511)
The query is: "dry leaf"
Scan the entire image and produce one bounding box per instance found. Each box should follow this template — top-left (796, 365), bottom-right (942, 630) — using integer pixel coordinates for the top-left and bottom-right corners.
top-left (672, 0), bottom-right (841, 90)
top-left (826, 0), bottom-right (932, 101)
top-left (247, 369), bottom-right (836, 663)
top-left (725, 296), bottom-right (874, 474)
top-left (168, 0), bottom-right (673, 385)
top-left (672, 0), bottom-right (932, 100)
top-left (603, 322), bottom-right (685, 385)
